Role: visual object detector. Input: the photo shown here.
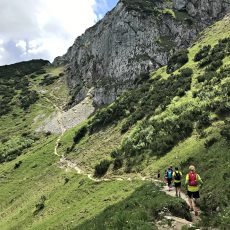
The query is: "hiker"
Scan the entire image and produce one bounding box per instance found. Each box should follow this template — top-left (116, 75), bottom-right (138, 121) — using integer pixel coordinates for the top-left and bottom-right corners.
top-left (185, 165), bottom-right (203, 216)
top-left (173, 167), bottom-right (182, 197)
top-left (166, 166), bottom-right (173, 191)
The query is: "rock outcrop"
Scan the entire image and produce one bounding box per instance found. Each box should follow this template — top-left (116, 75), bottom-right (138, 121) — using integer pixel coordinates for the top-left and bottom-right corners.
top-left (53, 0), bottom-right (230, 107)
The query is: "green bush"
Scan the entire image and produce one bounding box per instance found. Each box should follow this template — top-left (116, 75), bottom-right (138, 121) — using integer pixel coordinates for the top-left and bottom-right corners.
top-left (14, 161), bottom-right (22, 169)
top-left (220, 121), bottom-right (230, 141)
top-left (204, 137), bottom-right (218, 148)
top-left (34, 195), bottom-right (46, 215)
top-left (166, 49), bottom-right (189, 73)
top-left (19, 90), bottom-right (39, 110)
top-left (194, 45), bottom-right (211, 62)
top-left (179, 68), bottom-right (193, 78)
top-left (113, 158), bottom-right (123, 170)
top-left (73, 125), bottom-right (88, 144)
top-left (94, 160), bottom-right (111, 177)
top-left (39, 74), bottom-right (59, 86)
top-left (206, 60), bottom-right (223, 71)
top-left (110, 149), bottom-right (122, 158)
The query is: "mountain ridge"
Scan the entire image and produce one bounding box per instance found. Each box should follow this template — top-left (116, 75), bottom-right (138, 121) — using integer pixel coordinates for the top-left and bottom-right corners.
top-left (54, 0), bottom-right (230, 108)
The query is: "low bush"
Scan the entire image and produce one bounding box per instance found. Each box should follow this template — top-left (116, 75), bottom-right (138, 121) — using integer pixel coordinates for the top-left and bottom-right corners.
top-left (110, 149), bottom-right (122, 158)
top-left (194, 45), bottom-right (211, 62)
top-left (94, 160), bottom-right (111, 177)
top-left (14, 161), bottom-right (22, 169)
top-left (179, 68), bottom-right (193, 78)
top-left (39, 74), bottom-right (59, 86)
top-left (34, 195), bottom-right (46, 215)
top-left (113, 158), bottom-right (123, 170)
top-left (204, 137), bottom-right (218, 148)
top-left (166, 49), bottom-right (189, 73)
top-left (73, 125), bottom-right (88, 144)
top-left (220, 121), bottom-right (230, 141)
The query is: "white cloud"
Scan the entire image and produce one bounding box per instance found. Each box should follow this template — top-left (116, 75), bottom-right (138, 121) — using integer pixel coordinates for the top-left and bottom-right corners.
top-left (16, 40), bottom-right (27, 53)
top-left (0, 0), bottom-right (98, 65)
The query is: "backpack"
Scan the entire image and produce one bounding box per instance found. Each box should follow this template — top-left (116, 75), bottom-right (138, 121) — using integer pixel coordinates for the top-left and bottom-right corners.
top-left (167, 169), bottom-right (173, 179)
top-left (174, 171), bottom-right (181, 181)
top-left (188, 172), bottom-right (198, 186)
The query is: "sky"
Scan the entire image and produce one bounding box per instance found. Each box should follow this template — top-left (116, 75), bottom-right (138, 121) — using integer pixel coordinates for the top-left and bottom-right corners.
top-left (0, 0), bottom-right (118, 66)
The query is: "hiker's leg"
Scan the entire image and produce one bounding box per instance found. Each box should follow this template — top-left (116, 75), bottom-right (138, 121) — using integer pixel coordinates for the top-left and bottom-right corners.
top-left (193, 191), bottom-right (200, 215)
top-left (187, 191), bottom-right (193, 210)
top-left (188, 197), bottom-right (193, 210)
top-left (178, 185), bottom-right (181, 197)
top-left (168, 179), bottom-right (172, 190)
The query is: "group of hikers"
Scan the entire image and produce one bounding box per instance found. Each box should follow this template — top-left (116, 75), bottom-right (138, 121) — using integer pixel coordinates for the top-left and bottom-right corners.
top-left (158, 165), bottom-right (203, 216)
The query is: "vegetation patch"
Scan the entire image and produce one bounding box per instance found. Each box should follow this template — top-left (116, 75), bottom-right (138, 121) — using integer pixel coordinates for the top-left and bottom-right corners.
top-left (166, 49), bottom-right (189, 73)
top-left (75, 183), bottom-right (191, 230)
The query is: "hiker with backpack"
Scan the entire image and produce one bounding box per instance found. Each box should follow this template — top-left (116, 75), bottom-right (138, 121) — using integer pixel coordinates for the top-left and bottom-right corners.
top-left (166, 166), bottom-right (173, 191)
top-left (173, 167), bottom-right (182, 197)
top-left (185, 165), bottom-right (203, 216)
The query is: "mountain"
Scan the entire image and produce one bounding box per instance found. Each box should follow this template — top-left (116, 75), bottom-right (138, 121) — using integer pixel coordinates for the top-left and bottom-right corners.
top-left (0, 1), bottom-right (230, 230)
top-left (54, 0), bottom-right (230, 107)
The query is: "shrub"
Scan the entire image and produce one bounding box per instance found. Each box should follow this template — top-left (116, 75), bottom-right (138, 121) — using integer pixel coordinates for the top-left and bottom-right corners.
top-left (113, 158), bottom-right (123, 170)
top-left (206, 60), bottom-right (223, 71)
top-left (34, 195), bottom-right (46, 215)
top-left (194, 45), bottom-right (211, 62)
top-left (39, 74), bottom-right (59, 86)
top-left (220, 121), bottom-right (230, 141)
top-left (204, 137), bottom-right (218, 148)
top-left (94, 160), bottom-right (111, 177)
top-left (196, 113), bottom-right (211, 129)
top-left (179, 68), bottom-right (193, 78)
top-left (134, 73), bottom-right (150, 85)
top-left (73, 125), bottom-right (88, 144)
top-left (110, 149), bottom-right (122, 158)
top-left (198, 57), bottom-right (212, 68)
top-left (19, 90), bottom-right (39, 110)
top-left (166, 49), bottom-right (189, 73)
top-left (14, 161), bottom-right (22, 169)
top-left (64, 177), bottom-right (70, 184)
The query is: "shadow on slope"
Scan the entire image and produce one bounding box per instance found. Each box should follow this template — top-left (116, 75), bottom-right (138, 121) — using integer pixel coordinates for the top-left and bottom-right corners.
top-left (74, 183), bottom-right (191, 230)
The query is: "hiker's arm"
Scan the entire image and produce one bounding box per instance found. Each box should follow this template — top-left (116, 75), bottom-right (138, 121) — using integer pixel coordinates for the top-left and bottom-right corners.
top-left (197, 174), bottom-right (203, 185)
top-left (185, 174), bottom-right (188, 186)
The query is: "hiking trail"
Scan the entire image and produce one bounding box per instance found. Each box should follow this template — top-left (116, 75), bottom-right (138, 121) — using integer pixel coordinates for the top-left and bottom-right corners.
top-left (49, 92), bottom-right (200, 230)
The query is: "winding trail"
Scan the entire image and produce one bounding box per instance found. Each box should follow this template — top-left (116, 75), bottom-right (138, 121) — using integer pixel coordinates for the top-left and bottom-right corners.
top-left (50, 94), bottom-right (200, 229)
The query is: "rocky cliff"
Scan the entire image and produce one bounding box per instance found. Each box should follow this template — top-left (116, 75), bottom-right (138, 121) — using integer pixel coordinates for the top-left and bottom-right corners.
top-left (53, 0), bottom-right (230, 107)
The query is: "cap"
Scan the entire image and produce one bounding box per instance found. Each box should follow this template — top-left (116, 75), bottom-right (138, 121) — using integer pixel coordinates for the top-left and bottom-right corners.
top-left (189, 165), bottom-right (195, 171)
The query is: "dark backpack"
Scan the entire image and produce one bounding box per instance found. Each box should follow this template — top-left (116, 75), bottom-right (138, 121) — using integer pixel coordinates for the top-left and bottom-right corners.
top-left (174, 171), bottom-right (181, 180)
top-left (167, 169), bottom-right (173, 179)
top-left (188, 172), bottom-right (198, 186)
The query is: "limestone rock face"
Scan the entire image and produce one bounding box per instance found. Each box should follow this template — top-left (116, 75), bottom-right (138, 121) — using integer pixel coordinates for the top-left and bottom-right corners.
top-left (53, 0), bottom-right (230, 107)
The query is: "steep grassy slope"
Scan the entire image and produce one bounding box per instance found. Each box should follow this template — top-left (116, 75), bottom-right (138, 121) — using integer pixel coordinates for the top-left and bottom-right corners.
top-left (57, 14), bottom-right (230, 228)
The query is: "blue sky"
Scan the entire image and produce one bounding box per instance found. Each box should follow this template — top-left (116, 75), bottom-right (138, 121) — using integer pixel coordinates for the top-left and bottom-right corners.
top-left (0, 0), bottom-right (119, 65)
top-left (94, 0), bottom-right (118, 19)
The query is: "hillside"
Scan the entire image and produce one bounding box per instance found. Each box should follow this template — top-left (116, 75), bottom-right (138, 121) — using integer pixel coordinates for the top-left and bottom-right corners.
top-left (0, 8), bottom-right (230, 230)
top-left (57, 13), bottom-right (230, 228)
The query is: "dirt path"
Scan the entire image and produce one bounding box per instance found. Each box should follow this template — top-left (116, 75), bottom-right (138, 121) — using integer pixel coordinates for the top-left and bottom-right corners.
top-left (48, 91), bottom-right (199, 230)
top-left (58, 158), bottom-right (199, 229)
